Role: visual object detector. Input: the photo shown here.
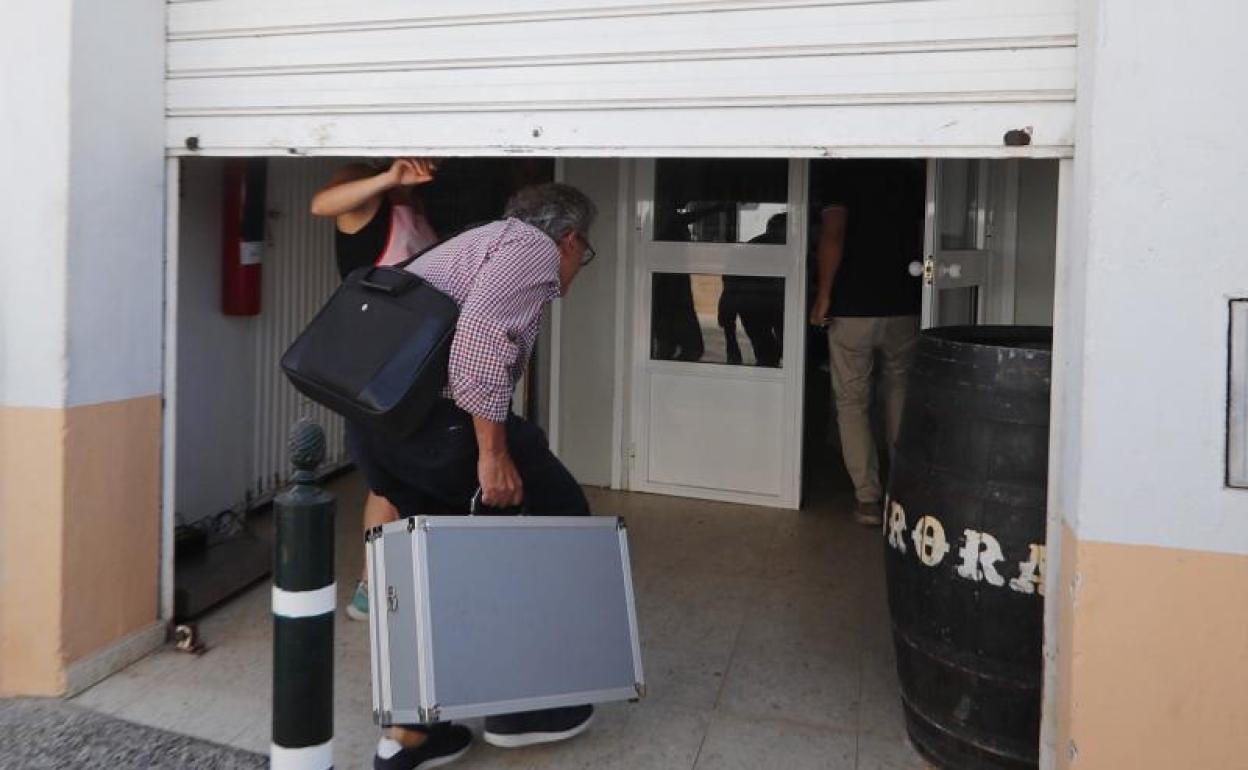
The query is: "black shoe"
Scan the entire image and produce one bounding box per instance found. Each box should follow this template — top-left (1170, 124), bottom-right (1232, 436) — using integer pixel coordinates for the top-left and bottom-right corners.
top-left (374, 724), bottom-right (472, 770)
top-left (483, 704), bottom-right (594, 748)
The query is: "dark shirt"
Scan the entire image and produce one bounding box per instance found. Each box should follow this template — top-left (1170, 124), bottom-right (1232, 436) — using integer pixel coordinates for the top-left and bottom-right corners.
top-left (814, 161), bottom-right (923, 318)
top-left (334, 197), bottom-right (392, 279)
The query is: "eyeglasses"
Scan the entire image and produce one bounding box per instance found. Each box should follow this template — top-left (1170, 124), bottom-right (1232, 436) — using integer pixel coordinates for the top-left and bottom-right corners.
top-left (578, 234), bottom-right (597, 266)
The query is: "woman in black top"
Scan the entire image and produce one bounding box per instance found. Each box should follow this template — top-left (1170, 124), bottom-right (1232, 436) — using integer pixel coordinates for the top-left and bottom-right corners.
top-left (311, 158), bottom-right (439, 621)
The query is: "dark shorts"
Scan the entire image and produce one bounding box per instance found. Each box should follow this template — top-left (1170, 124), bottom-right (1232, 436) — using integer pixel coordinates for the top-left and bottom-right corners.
top-left (345, 400), bottom-right (589, 518)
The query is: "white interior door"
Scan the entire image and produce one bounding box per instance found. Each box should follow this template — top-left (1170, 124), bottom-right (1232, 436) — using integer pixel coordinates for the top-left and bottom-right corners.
top-left (628, 159), bottom-right (807, 509)
top-left (921, 159), bottom-right (1019, 328)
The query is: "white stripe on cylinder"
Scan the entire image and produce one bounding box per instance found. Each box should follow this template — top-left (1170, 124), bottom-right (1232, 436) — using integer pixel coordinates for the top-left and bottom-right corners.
top-left (271, 739), bottom-right (333, 770)
top-left (272, 583), bottom-right (337, 618)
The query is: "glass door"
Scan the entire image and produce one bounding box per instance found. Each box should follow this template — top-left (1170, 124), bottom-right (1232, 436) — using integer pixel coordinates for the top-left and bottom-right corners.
top-left (628, 159), bottom-right (807, 508)
top-left (922, 159), bottom-right (993, 328)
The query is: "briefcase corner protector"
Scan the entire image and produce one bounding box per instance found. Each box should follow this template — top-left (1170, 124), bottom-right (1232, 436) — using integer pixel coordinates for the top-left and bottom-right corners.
top-left (418, 705), bottom-right (441, 723)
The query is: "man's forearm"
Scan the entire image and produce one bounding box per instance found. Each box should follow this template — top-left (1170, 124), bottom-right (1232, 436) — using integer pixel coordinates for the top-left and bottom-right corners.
top-left (814, 207), bottom-right (848, 304)
top-left (472, 415), bottom-right (509, 458)
top-left (472, 414), bottom-right (524, 507)
top-left (815, 243), bottom-right (843, 301)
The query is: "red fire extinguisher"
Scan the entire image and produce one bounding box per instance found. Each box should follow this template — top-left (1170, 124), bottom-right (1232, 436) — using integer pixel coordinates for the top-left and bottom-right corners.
top-left (222, 159), bottom-right (267, 315)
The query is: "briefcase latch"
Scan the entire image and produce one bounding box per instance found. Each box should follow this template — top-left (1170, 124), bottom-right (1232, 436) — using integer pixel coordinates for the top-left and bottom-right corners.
top-left (386, 586), bottom-right (399, 613)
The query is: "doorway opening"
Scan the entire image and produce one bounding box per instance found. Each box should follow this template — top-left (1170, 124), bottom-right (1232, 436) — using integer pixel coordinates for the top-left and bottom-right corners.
top-left (168, 155), bottom-right (553, 622)
top-left (801, 160), bottom-right (927, 510)
top-left (800, 158), bottom-right (1061, 512)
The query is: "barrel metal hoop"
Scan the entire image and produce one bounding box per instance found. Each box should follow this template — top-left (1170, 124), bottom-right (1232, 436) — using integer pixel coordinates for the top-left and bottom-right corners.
top-left (891, 623), bottom-right (1040, 691)
top-left (899, 694), bottom-right (1038, 766)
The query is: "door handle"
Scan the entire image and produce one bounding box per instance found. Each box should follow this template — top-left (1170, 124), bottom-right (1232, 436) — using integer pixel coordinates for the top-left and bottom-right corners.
top-left (918, 257), bottom-right (936, 286)
top-left (916, 258), bottom-right (962, 286)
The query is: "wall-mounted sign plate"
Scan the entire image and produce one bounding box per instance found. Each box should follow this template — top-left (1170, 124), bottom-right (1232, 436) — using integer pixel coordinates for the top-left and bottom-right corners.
top-left (1228, 299), bottom-right (1248, 488)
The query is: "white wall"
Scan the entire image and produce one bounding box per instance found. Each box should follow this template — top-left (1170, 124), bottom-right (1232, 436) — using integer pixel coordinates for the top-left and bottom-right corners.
top-left (1052, 0), bottom-right (1248, 554)
top-left (174, 159), bottom-right (258, 524)
top-left (1, 0), bottom-right (164, 410)
top-left (1014, 160), bottom-right (1058, 326)
top-left (557, 159), bottom-right (622, 486)
top-left (165, 0), bottom-right (1076, 157)
top-left (64, 0), bottom-right (166, 407)
top-left (173, 157), bottom-right (349, 522)
top-left (0, 1), bottom-right (72, 408)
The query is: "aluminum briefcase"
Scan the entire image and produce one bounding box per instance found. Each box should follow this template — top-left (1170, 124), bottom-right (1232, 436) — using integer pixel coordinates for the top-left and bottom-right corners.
top-left (365, 515), bottom-right (645, 726)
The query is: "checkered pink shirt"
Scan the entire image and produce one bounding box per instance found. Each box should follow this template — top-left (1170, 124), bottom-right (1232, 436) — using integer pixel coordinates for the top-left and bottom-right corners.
top-left (406, 219), bottom-right (560, 422)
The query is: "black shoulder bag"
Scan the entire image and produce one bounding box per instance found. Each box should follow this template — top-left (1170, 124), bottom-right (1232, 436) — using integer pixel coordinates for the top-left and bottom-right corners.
top-left (280, 235), bottom-right (462, 437)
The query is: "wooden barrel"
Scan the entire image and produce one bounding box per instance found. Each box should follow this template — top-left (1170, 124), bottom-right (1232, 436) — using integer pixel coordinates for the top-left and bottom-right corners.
top-left (884, 326), bottom-right (1052, 769)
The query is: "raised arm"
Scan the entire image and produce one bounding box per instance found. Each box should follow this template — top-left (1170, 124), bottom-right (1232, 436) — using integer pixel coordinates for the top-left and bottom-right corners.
top-left (309, 158), bottom-right (436, 231)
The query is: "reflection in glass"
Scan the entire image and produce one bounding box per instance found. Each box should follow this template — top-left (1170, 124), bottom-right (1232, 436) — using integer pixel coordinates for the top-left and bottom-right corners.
top-left (651, 272), bottom-right (784, 368)
top-left (939, 160), bottom-right (982, 251)
top-left (936, 286), bottom-right (979, 326)
top-left (654, 159), bottom-right (788, 244)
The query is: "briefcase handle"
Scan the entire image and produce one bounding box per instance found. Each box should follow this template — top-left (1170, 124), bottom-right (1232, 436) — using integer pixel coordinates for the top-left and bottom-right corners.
top-left (469, 487), bottom-right (528, 516)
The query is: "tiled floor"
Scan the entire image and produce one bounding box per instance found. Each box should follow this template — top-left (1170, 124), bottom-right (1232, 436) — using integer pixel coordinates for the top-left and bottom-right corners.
top-left (73, 473), bottom-right (928, 770)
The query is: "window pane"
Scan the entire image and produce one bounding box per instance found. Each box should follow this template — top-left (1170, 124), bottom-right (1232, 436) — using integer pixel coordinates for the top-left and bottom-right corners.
top-left (939, 160), bottom-right (981, 251)
top-left (651, 272), bottom-right (784, 368)
top-left (936, 286), bottom-right (979, 327)
top-left (654, 159), bottom-right (789, 244)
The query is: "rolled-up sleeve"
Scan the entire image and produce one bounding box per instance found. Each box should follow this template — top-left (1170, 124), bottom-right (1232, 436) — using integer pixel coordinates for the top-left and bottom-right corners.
top-left (447, 230), bottom-right (559, 422)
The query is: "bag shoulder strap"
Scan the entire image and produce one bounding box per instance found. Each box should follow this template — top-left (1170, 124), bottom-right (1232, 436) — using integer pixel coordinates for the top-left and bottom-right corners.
top-left (394, 220), bottom-right (493, 270)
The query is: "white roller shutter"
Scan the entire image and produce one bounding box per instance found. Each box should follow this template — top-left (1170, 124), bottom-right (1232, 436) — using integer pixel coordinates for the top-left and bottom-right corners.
top-left (167, 0), bottom-right (1077, 157)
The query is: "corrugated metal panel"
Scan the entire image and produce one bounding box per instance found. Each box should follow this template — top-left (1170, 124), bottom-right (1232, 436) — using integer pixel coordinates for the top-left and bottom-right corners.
top-left (165, 0), bottom-right (1078, 157)
top-left (250, 157), bottom-right (348, 500)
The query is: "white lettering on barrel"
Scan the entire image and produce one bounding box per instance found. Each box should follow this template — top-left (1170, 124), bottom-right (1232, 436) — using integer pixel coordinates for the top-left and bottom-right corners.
top-left (911, 516), bottom-right (950, 567)
top-left (887, 501), bottom-right (908, 554)
top-left (955, 530), bottom-right (1006, 586)
top-left (1009, 544), bottom-right (1047, 595)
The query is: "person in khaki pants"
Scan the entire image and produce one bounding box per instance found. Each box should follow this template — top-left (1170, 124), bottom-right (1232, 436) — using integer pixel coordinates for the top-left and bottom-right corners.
top-left (809, 162), bottom-right (922, 525)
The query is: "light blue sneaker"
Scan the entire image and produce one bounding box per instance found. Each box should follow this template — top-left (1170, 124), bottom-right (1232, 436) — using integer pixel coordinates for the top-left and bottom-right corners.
top-left (346, 580), bottom-right (369, 621)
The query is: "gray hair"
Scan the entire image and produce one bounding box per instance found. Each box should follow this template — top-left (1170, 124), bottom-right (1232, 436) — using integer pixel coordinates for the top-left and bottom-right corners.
top-left (504, 183), bottom-right (597, 241)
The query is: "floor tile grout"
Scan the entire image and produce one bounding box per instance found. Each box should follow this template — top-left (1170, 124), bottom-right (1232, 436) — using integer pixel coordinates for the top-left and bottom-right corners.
top-left (690, 511), bottom-right (788, 770)
top-left (853, 542), bottom-right (870, 770)
top-left (71, 478), bottom-right (926, 770)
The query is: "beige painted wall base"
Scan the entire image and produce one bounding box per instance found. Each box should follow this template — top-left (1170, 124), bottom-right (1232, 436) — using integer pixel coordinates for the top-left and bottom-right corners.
top-left (1055, 524), bottom-right (1248, 769)
top-left (0, 406), bottom-right (67, 696)
top-left (62, 396), bottom-right (162, 662)
top-left (65, 621), bottom-right (167, 697)
top-left (0, 396), bottom-right (162, 696)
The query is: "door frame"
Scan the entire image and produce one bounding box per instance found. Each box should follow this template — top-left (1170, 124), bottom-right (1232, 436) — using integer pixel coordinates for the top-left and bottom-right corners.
top-left (611, 162), bottom-right (635, 490)
top-left (160, 156), bottom-right (180, 623)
